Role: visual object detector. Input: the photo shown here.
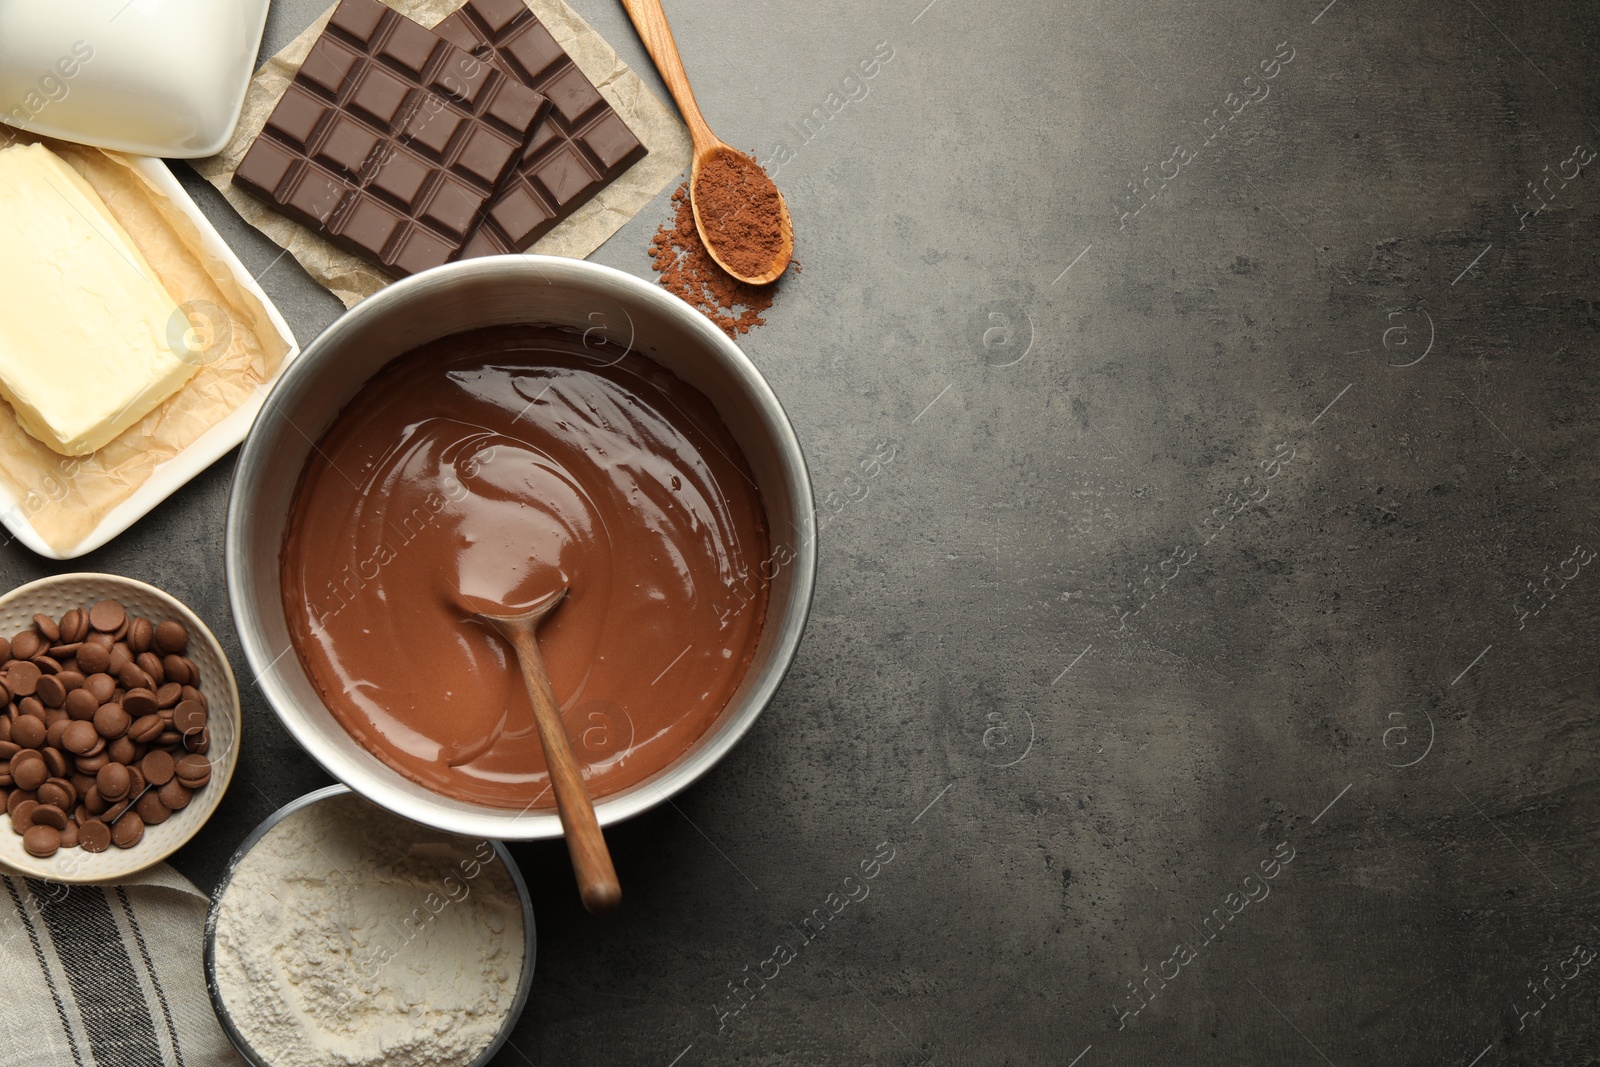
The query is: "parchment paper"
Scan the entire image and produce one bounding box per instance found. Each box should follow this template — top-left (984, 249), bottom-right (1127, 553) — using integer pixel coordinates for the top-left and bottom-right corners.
top-left (0, 131), bottom-right (291, 554)
top-left (192, 0), bottom-right (692, 309)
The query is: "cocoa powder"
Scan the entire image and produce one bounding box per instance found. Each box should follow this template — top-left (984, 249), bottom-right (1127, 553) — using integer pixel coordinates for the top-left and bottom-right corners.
top-left (691, 152), bottom-right (785, 278)
top-left (649, 167), bottom-right (788, 338)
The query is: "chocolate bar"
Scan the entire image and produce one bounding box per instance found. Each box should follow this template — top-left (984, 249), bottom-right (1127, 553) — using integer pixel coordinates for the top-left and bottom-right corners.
top-left (233, 0), bottom-right (548, 276)
top-left (433, 0), bottom-right (647, 256)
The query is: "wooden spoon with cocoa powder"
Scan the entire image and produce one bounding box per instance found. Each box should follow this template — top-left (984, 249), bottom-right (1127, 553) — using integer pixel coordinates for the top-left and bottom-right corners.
top-left (619, 0), bottom-right (794, 285)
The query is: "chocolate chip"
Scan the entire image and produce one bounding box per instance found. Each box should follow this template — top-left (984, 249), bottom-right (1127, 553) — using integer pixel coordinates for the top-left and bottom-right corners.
top-left (45, 719), bottom-right (69, 750)
top-left (157, 780), bottom-right (191, 810)
top-left (11, 799), bottom-right (39, 831)
top-left (61, 720), bottom-right (99, 755)
top-left (58, 819), bottom-right (78, 848)
top-left (30, 804), bottom-right (66, 831)
top-left (18, 696), bottom-right (43, 719)
top-left (76, 644), bottom-right (110, 675)
top-left (129, 714), bottom-right (163, 744)
top-left (55, 670), bottom-right (83, 692)
top-left (11, 717), bottom-right (44, 750)
top-left (7, 661), bottom-right (40, 697)
top-left (11, 756), bottom-right (45, 791)
top-left (0, 636), bottom-right (9, 661)
top-left (30, 655), bottom-right (60, 675)
top-left (127, 617), bottom-right (153, 655)
top-left (10, 632), bottom-right (42, 661)
top-left (123, 689), bottom-right (158, 717)
top-left (184, 730), bottom-right (210, 754)
top-left (0, 741), bottom-right (16, 759)
top-left (34, 674), bottom-right (65, 708)
top-left (155, 682), bottom-right (183, 709)
top-left (84, 674), bottom-right (116, 705)
top-left (41, 748), bottom-right (67, 779)
top-left (38, 779), bottom-right (73, 810)
top-left (175, 753), bottom-right (211, 789)
top-left (173, 701), bottom-right (207, 735)
top-left (93, 703), bottom-right (130, 739)
top-left (31, 614), bottom-right (59, 644)
top-left (23, 824), bottom-right (59, 857)
top-left (153, 621), bottom-right (188, 656)
top-left (117, 662), bottom-right (151, 692)
top-left (6, 788), bottom-right (35, 816)
top-left (110, 811), bottom-right (143, 848)
top-left (134, 653), bottom-right (164, 687)
top-left (107, 736), bottom-right (137, 765)
top-left (134, 790), bottom-right (170, 825)
top-left (65, 689), bottom-right (99, 720)
top-left (88, 600), bottom-right (126, 634)
top-left (73, 752), bottom-right (109, 773)
top-left (162, 656), bottom-right (192, 686)
top-left (96, 763), bottom-right (130, 802)
top-left (140, 749), bottom-right (174, 787)
top-left (78, 818), bottom-right (109, 852)
top-left (60, 608), bottom-right (88, 644)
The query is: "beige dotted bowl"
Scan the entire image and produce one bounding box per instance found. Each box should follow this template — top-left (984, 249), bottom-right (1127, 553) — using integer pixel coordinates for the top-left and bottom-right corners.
top-left (0, 574), bottom-right (240, 882)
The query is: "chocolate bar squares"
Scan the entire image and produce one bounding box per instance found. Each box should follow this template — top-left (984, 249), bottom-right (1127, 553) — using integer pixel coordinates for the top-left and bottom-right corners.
top-left (233, 0), bottom-right (548, 276)
top-left (433, 0), bottom-right (648, 257)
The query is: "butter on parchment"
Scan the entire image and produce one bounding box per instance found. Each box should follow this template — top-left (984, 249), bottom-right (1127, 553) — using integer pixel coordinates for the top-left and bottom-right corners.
top-left (0, 143), bottom-right (197, 457)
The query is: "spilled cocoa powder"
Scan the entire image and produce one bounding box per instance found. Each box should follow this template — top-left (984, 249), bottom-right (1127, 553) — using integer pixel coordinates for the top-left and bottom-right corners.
top-left (649, 164), bottom-right (791, 338)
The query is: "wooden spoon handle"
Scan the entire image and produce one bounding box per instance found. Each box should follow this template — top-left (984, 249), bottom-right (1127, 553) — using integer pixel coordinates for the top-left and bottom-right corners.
top-left (508, 629), bottom-right (621, 915)
top-left (617, 0), bottom-right (716, 147)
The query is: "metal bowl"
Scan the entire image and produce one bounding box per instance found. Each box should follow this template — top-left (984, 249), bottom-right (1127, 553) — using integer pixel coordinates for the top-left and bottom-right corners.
top-left (225, 256), bottom-right (815, 840)
top-left (203, 784), bottom-right (536, 1067)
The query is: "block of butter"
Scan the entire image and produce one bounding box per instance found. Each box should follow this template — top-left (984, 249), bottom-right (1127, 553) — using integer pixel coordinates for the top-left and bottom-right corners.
top-left (0, 143), bottom-right (197, 456)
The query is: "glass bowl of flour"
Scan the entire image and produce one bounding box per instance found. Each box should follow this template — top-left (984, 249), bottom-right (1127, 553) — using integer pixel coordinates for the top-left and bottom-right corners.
top-left (203, 785), bottom-right (535, 1067)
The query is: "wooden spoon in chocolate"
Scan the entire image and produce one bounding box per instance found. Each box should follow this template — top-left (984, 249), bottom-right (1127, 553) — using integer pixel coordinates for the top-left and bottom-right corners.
top-left (476, 587), bottom-right (621, 915)
top-left (619, 0), bottom-right (794, 285)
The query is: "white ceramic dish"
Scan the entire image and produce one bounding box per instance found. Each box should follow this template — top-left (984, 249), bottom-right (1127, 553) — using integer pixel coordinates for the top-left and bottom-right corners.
top-left (0, 154), bottom-right (301, 560)
top-left (0, 0), bottom-right (271, 158)
top-left (0, 573), bottom-right (241, 883)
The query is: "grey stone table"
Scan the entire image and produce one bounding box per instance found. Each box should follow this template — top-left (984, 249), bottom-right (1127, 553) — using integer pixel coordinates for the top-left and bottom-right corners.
top-left (5, 0), bottom-right (1599, 1063)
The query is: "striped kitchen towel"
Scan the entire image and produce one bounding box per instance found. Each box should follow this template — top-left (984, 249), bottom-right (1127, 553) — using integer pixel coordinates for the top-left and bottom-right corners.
top-left (0, 864), bottom-right (241, 1066)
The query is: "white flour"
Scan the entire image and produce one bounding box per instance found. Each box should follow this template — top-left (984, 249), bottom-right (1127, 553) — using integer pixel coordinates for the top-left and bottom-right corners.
top-left (212, 794), bottom-right (525, 1067)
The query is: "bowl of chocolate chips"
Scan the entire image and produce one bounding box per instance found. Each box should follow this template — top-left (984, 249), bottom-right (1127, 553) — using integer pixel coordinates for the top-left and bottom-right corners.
top-left (0, 574), bottom-right (238, 882)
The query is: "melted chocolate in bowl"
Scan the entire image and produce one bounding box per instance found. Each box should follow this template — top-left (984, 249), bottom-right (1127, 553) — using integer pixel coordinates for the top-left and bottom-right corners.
top-left (281, 325), bottom-right (769, 808)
